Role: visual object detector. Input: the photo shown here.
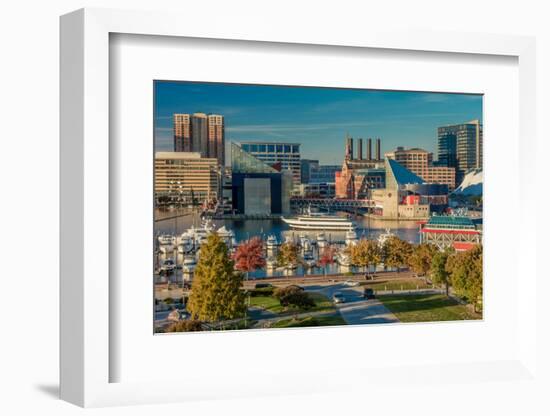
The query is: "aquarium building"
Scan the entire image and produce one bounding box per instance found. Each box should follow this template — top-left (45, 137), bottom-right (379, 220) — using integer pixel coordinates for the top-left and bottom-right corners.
top-left (230, 143), bottom-right (292, 215)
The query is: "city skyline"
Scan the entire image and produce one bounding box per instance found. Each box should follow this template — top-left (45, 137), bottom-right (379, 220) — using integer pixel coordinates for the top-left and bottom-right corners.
top-left (154, 81), bottom-right (483, 165)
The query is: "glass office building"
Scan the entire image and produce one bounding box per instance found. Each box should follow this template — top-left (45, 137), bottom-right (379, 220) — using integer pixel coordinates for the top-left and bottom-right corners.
top-left (238, 141), bottom-right (301, 188)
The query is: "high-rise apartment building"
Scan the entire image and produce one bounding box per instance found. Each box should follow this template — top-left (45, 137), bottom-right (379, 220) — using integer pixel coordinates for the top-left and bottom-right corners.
top-left (173, 113), bottom-right (225, 166)
top-left (437, 120), bottom-right (482, 182)
top-left (173, 114), bottom-right (191, 152)
top-left (238, 141), bottom-right (301, 188)
top-left (208, 114), bottom-right (225, 167)
top-left (385, 147), bottom-right (456, 189)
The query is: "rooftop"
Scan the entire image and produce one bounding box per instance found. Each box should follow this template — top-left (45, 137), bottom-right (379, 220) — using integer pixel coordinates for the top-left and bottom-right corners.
top-left (426, 215), bottom-right (477, 229)
top-left (387, 158), bottom-right (424, 185)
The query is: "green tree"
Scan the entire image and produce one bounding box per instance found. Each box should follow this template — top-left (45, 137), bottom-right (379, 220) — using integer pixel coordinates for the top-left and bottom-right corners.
top-left (277, 241), bottom-right (300, 268)
top-left (446, 245), bottom-right (483, 312)
top-left (274, 286), bottom-right (315, 309)
top-left (350, 239), bottom-right (381, 272)
top-left (187, 234), bottom-right (246, 323)
top-left (430, 248), bottom-right (453, 296)
top-left (408, 243), bottom-right (438, 276)
top-left (382, 236), bottom-right (412, 272)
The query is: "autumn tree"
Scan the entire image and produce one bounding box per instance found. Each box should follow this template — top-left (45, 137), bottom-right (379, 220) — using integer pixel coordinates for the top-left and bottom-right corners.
top-left (408, 243), bottom-right (438, 276)
top-left (430, 248), bottom-right (453, 296)
top-left (318, 246), bottom-right (336, 275)
top-left (277, 241), bottom-right (300, 268)
top-left (382, 236), bottom-right (412, 272)
top-left (187, 234), bottom-right (246, 323)
top-left (350, 239), bottom-right (381, 272)
top-left (447, 245), bottom-right (483, 312)
top-left (232, 236), bottom-right (266, 280)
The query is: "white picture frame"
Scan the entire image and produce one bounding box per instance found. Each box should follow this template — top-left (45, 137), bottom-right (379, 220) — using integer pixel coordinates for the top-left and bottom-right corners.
top-left (60, 7), bottom-right (538, 408)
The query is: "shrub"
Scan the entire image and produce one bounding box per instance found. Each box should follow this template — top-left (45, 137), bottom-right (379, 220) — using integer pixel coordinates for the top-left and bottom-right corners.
top-left (274, 286), bottom-right (315, 309)
top-left (165, 320), bottom-right (203, 332)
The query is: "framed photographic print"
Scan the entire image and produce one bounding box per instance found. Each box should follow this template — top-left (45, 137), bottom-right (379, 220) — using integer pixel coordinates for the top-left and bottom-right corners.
top-left (60, 8), bottom-right (538, 408)
top-left (152, 81), bottom-right (483, 334)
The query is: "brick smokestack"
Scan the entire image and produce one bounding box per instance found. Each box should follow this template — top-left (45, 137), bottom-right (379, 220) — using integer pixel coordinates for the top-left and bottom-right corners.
top-left (346, 136), bottom-right (354, 160)
top-left (376, 138), bottom-right (381, 160)
top-left (358, 138), bottom-right (363, 160)
top-left (367, 138), bottom-right (372, 160)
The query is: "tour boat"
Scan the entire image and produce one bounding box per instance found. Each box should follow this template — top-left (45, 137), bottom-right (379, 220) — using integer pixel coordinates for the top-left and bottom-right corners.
top-left (159, 258), bottom-right (176, 273)
top-left (282, 209), bottom-right (355, 231)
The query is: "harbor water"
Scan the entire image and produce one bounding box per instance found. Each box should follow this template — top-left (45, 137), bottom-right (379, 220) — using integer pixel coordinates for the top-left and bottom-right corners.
top-left (154, 208), bottom-right (421, 280)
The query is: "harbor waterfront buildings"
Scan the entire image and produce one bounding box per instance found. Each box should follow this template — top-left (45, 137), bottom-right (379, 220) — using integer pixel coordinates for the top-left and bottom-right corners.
top-left (336, 136), bottom-right (386, 199)
top-left (238, 141), bottom-right (301, 188)
top-left (437, 119), bottom-right (483, 183)
top-left (173, 113), bottom-right (225, 166)
top-left (419, 215), bottom-right (482, 251)
top-left (154, 152), bottom-right (220, 203)
top-left (385, 147), bottom-right (456, 189)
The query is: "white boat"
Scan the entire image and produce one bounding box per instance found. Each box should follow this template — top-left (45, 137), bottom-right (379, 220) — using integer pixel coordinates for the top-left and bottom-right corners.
top-left (177, 235), bottom-right (193, 254)
top-left (336, 253), bottom-right (351, 267)
top-left (215, 225), bottom-right (235, 248)
top-left (266, 257), bottom-right (277, 269)
top-left (303, 254), bottom-right (316, 268)
top-left (159, 258), bottom-right (176, 273)
top-left (282, 209), bottom-right (355, 231)
top-left (377, 228), bottom-right (395, 247)
top-left (299, 235), bottom-right (313, 253)
top-left (345, 229), bottom-right (358, 246)
top-left (266, 235), bottom-right (278, 250)
top-left (317, 232), bottom-right (328, 248)
top-left (182, 256), bottom-right (196, 273)
top-left (158, 234), bottom-right (176, 253)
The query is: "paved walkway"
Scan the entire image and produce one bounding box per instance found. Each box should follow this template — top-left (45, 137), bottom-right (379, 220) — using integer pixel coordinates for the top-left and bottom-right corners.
top-left (305, 283), bottom-right (399, 325)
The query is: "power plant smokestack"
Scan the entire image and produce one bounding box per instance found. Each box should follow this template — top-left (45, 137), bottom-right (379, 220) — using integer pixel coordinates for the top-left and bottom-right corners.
top-left (358, 138), bottom-right (363, 160)
top-left (367, 138), bottom-right (372, 160)
top-left (345, 136), bottom-right (354, 160)
top-left (376, 138), bottom-right (381, 160)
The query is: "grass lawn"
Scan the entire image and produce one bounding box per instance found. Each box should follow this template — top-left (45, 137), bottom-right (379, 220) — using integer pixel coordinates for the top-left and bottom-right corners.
top-left (379, 294), bottom-right (481, 323)
top-left (272, 314), bottom-right (347, 328)
top-left (248, 291), bottom-right (334, 315)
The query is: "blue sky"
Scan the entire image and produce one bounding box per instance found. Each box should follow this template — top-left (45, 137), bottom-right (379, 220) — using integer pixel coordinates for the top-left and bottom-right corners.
top-left (154, 81), bottom-right (482, 165)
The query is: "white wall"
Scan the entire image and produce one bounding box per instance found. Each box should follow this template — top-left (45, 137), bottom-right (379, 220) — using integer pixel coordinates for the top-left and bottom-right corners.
top-left (0, 0), bottom-right (548, 415)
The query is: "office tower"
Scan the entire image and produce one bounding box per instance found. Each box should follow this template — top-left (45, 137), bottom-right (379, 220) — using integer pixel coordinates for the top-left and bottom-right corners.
top-left (375, 138), bottom-right (381, 160)
top-left (154, 152), bottom-right (220, 203)
top-left (358, 139), bottom-right (363, 160)
top-left (238, 141), bottom-right (301, 188)
top-left (300, 159), bottom-right (319, 184)
top-left (191, 113), bottom-right (208, 156)
top-left (173, 114), bottom-right (191, 152)
top-left (438, 120), bottom-right (483, 182)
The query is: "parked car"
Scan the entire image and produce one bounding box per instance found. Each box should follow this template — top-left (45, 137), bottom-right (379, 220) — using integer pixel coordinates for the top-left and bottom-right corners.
top-left (255, 283), bottom-right (273, 289)
top-left (343, 280), bottom-right (360, 287)
top-left (332, 292), bottom-right (345, 304)
top-left (363, 288), bottom-right (375, 299)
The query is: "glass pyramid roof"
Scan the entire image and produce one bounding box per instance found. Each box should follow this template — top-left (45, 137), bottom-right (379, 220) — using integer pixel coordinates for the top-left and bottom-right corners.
top-left (231, 143), bottom-right (278, 174)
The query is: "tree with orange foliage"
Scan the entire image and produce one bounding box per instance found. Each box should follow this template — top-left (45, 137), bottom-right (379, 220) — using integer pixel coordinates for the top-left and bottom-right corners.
top-left (232, 236), bottom-right (266, 280)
